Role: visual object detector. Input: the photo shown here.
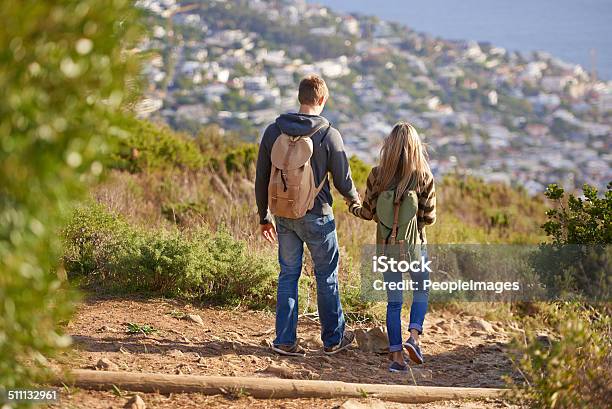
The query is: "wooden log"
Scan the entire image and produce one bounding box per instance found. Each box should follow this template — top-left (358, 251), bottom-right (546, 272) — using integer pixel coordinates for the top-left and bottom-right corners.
top-left (54, 370), bottom-right (507, 404)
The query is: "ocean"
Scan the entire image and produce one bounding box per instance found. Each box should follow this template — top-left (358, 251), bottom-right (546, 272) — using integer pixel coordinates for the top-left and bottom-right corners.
top-left (310, 0), bottom-right (612, 80)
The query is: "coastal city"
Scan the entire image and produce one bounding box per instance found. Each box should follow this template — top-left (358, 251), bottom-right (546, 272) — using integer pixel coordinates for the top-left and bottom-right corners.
top-left (135, 0), bottom-right (611, 194)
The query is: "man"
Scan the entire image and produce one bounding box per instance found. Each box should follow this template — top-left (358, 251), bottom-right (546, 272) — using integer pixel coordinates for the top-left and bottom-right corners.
top-left (255, 74), bottom-right (360, 356)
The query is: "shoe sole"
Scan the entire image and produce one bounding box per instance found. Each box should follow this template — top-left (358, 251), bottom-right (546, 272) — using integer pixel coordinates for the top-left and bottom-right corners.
top-left (404, 343), bottom-right (424, 364)
top-left (271, 345), bottom-right (306, 357)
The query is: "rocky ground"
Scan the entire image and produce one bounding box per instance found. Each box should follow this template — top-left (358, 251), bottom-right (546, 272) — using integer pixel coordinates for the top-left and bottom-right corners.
top-left (48, 295), bottom-right (521, 408)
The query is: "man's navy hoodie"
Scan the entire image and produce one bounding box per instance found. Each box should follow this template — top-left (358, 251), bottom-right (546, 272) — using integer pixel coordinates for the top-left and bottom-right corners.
top-left (255, 113), bottom-right (359, 225)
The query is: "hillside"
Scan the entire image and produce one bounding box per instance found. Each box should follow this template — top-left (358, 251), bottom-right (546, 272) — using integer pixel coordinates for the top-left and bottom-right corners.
top-left (65, 117), bottom-right (547, 311)
top-left (135, 0), bottom-right (611, 196)
top-left (51, 118), bottom-right (546, 407)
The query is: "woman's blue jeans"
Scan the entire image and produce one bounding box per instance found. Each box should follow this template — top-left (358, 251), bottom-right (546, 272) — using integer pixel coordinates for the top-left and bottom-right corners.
top-left (384, 247), bottom-right (429, 352)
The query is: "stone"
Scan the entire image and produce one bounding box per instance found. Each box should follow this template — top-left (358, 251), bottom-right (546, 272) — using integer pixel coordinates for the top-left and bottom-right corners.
top-left (303, 334), bottom-right (323, 349)
top-left (96, 358), bottom-right (119, 371)
top-left (166, 349), bottom-right (184, 358)
top-left (259, 364), bottom-right (296, 379)
top-left (125, 395), bottom-right (145, 409)
top-left (355, 327), bottom-right (389, 354)
top-left (184, 314), bottom-right (204, 326)
top-left (470, 318), bottom-right (494, 333)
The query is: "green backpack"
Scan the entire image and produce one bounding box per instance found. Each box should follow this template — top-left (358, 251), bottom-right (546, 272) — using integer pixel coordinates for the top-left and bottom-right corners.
top-left (375, 186), bottom-right (422, 262)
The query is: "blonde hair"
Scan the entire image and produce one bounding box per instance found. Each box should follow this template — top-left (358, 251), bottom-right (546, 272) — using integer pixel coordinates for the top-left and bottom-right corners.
top-left (298, 74), bottom-right (329, 105)
top-left (376, 122), bottom-right (430, 197)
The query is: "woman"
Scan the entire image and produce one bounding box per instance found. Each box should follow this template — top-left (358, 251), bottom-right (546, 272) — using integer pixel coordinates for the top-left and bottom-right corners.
top-left (349, 122), bottom-right (436, 372)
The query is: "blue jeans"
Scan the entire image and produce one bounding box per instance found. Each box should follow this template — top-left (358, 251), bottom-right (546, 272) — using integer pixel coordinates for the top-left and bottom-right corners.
top-left (273, 213), bottom-right (345, 348)
top-left (384, 247), bottom-right (429, 352)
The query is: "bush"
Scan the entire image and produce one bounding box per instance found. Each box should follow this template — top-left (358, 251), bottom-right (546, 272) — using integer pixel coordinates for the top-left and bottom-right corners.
top-left (507, 182), bottom-right (612, 408)
top-left (0, 0), bottom-right (141, 391)
top-left (63, 204), bottom-right (277, 308)
top-left (508, 303), bottom-right (611, 408)
top-left (110, 117), bottom-right (205, 172)
top-left (535, 183), bottom-right (611, 301)
top-left (542, 183), bottom-right (611, 245)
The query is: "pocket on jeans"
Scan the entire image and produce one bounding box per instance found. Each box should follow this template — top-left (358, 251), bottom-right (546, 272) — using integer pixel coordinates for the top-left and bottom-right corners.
top-left (276, 218), bottom-right (291, 235)
top-left (306, 214), bottom-right (335, 240)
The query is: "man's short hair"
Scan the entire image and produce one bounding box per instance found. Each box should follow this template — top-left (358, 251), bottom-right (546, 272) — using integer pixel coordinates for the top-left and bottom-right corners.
top-left (298, 74), bottom-right (329, 106)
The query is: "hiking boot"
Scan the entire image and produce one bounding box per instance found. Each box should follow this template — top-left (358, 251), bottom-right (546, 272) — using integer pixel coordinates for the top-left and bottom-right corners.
top-left (271, 342), bottom-right (306, 357)
top-left (388, 360), bottom-right (408, 373)
top-left (403, 337), bottom-right (424, 364)
top-left (323, 330), bottom-right (355, 355)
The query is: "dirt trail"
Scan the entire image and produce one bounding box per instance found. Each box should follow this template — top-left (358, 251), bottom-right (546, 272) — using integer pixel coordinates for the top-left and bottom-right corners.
top-left (50, 296), bottom-right (520, 408)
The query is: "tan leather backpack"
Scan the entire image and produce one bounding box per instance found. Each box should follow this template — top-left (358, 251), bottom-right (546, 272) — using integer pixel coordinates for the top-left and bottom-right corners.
top-left (268, 125), bottom-right (329, 219)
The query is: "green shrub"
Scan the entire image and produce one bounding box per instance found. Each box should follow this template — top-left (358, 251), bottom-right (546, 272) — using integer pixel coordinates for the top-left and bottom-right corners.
top-left (110, 117), bottom-right (205, 172)
top-left (507, 183), bottom-right (612, 408)
top-left (534, 183), bottom-right (611, 301)
top-left (225, 143), bottom-right (258, 174)
top-left (63, 205), bottom-right (277, 308)
top-left (0, 0), bottom-right (142, 391)
top-left (542, 183), bottom-right (611, 245)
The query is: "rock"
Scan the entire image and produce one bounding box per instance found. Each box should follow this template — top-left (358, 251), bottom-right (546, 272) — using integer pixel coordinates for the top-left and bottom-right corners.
top-left (303, 334), bottom-right (323, 349)
top-left (184, 314), bottom-right (204, 326)
top-left (260, 338), bottom-right (271, 347)
top-left (166, 349), bottom-right (184, 358)
top-left (258, 364), bottom-right (296, 379)
top-left (341, 398), bottom-right (387, 409)
top-left (125, 394), bottom-right (146, 409)
top-left (96, 358), bottom-right (119, 371)
top-left (355, 327), bottom-right (389, 354)
top-left (470, 318), bottom-right (494, 333)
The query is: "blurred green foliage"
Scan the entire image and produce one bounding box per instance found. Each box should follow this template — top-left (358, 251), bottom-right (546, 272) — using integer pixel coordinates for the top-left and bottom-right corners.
top-left (0, 0), bottom-right (142, 390)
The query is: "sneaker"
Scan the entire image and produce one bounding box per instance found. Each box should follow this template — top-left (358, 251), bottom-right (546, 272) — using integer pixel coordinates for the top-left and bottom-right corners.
top-left (388, 361), bottom-right (408, 373)
top-left (323, 331), bottom-right (355, 355)
top-left (271, 342), bottom-right (306, 357)
top-left (403, 337), bottom-right (424, 364)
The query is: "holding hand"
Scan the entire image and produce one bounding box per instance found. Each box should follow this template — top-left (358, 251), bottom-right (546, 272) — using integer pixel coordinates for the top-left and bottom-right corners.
top-left (345, 193), bottom-right (362, 217)
top-left (260, 223), bottom-right (277, 243)
top-left (348, 200), bottom-right (362, 217)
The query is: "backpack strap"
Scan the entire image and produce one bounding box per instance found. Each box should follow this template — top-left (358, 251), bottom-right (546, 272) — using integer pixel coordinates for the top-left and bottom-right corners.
top-left (311, 124), bottom-right (331, 193)
top-left (389, 200), bottom-right (401, 245)
top-left (319, 124), bottom-right (332, 145)
top-left (315, 172), bottom-right (328, 194)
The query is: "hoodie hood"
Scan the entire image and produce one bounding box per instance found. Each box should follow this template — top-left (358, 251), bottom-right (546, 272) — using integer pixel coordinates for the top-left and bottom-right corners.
top-left (275, 113), bottom-right (329, 137)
